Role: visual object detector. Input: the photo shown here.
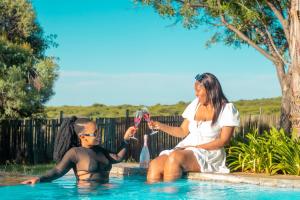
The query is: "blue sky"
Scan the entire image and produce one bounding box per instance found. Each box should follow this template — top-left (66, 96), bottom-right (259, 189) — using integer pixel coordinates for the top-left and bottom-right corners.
top-left (32, 0), bottom-right (281, 106)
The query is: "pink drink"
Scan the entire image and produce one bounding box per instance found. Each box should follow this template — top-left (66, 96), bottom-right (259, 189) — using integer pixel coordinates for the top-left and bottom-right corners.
top-left (131, 110), bottom-right (143, 141)
top-left (142, 107), bottom-right (158, 135)
top-left (134, 117), bottom-right (141, 127)
top-left (143, 113), bottom-right (150, 122)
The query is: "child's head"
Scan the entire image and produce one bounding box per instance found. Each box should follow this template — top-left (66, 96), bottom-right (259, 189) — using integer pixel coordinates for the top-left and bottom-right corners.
top-left (53, 117), bottom-right (99, 162)
top-left (75, 119), bottom-right (99, 147)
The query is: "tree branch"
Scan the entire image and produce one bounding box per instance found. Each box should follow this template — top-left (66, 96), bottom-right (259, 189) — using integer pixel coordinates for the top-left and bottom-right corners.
top-left (254, 25), bottom-right (271, 46)
top-left (265, 0), bottom-right (290, 44)
top-left (253, 0), bottom-right (289, 65)
top-left (265, 38), bottom-right (288, 91)
top-left (261, 21), bottom-right (290, 65)
top-left (254, 25), bottom-right (287, 77)
top-left (216, 0), bottom-right (277, 63)
top-left (274, 0), bottom-right (286, 18)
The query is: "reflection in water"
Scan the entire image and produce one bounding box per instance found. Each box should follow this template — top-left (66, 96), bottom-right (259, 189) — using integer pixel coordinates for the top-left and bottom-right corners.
top-left (76, 180), bottom-right (118, 196)
top-left (148, 178), bottom-right (194, 197)
top-left (158, 186), bottom-right (179, 194)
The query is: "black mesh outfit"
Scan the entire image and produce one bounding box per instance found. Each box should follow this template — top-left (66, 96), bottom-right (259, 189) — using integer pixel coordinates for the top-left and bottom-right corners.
top-left (39, 141), bottom-right (128, 183)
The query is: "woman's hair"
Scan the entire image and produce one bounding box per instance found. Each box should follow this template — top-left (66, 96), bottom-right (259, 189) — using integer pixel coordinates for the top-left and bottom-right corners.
top-left (195, 73), bottom-right (228, 125)
top-left (53, 116), bottom-right (92, 162)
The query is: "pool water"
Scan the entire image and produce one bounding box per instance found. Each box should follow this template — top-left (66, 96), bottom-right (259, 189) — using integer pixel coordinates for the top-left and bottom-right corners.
top-left (1, 175), bottom-right (300, 200)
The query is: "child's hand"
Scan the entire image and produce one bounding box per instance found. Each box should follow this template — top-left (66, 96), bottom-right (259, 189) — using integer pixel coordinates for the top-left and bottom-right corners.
top-left (21, 177), bottom-right (40, 184)
top-left (124, 126), bottom-right (137, 141)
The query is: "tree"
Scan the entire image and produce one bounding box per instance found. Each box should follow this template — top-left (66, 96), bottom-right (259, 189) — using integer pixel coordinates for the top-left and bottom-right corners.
top-left (136, 0), bottom-right (300, 135)
top-left (0, 0), bottom-right (58, 119)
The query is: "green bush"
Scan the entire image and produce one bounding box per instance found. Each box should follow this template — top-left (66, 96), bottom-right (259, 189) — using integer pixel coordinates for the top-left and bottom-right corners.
top-left (227, 128), bottom-right (300, 175)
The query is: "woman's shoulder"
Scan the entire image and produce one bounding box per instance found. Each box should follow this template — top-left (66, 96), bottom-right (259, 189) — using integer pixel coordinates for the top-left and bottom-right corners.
top-left (218, 102), bottom-right (240, 126)
top-left (220, 102), bottom-right (239, 116)
top-left (222, 102), bottom-right (238, 112)
top-left (185, 98), bottom-right (199, 110)
top-left (182, 98), bottom-right (199, 119)
top-left (224, 102), bottom-right (236, 109)
top-left (190, 98), bottom-right (199, 106)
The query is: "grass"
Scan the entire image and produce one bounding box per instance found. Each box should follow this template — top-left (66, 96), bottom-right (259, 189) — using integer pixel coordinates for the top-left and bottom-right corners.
top-left (0, 161), bottom-right (54, 176)
top-left (46, 97), bottom-right (281, 118)
top-left (234, 97), bottom-right (281, 115)
top-left (0, 158), bottom-right (137, 176)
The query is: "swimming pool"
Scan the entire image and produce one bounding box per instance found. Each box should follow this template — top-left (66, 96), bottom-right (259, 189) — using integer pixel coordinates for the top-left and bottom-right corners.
top-left (1, 175), bottom-right (300, 200)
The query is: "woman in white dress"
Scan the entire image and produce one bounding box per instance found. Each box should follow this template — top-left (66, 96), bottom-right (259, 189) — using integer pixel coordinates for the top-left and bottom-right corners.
top-left (147, 73), bottom-right (240, 183)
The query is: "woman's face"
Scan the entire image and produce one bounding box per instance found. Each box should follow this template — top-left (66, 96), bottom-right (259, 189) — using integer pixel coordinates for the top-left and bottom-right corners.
top-left (194, 81), bottom-right (209, 105)
top-left (79, 122), bottom-right (99, 146)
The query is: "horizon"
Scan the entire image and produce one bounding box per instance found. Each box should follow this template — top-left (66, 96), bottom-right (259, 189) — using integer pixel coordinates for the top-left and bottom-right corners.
top-left (45, 96), bottom-right (282, 107)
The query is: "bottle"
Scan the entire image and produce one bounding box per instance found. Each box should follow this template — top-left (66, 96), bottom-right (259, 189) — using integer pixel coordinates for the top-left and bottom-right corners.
top-left (139, 134), bottom-right (150, 168)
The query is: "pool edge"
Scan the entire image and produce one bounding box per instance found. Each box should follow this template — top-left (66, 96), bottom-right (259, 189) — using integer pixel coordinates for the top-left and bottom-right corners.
top-left (110, 163), bottom-right (300, 188)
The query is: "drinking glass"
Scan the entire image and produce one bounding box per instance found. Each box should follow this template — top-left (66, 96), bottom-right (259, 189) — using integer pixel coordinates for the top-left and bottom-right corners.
top-left (132, 110), bottom-right (143, 140)
top-left (141, 107), bottom-right (158, 135)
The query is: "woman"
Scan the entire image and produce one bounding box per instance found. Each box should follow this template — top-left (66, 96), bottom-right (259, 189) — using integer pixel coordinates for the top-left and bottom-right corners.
top-left (148, 73), bottom-right (239, 183)
top-left (21, 117), bottom-right (137, 184)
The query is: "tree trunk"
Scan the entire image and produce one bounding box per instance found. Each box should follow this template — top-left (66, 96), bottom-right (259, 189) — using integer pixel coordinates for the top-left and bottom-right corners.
top-left (289, 0), bottom-right (300, 136)
top-left (280, 87), bottom-right (292, 134)
top-left (290, 68), bottom-right (300, 135)
top-left (277, 67), bottom-right (300, 136)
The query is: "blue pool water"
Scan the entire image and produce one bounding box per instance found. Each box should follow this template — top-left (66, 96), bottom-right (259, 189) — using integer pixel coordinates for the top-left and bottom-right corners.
top-left (1, 175), bottom-right (300, 200)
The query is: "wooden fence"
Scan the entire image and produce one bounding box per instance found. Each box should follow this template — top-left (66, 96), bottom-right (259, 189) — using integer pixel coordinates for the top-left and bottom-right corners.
top-left (0, 114), bottom-right (280, 164)
top-left (0, 119), bottom-right (60, 164)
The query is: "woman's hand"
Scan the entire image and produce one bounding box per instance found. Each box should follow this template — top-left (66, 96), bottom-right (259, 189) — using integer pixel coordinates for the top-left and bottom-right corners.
top-left (148, 119), bottom-right (189, 138)
top-left (124, 126), bottom-right (137, 141)
top-left (148, 120), bottom-right (162, 131)
top-left (21, 177), bottom-right (40, 184)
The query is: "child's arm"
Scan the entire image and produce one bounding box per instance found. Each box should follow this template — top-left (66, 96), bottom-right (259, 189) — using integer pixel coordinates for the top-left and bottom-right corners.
top-left (21, 148), bottom-right (77, 184)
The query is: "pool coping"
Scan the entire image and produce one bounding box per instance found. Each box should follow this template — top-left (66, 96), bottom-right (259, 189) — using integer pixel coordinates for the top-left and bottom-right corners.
top-left (110, 163), bottom-right (300, 188)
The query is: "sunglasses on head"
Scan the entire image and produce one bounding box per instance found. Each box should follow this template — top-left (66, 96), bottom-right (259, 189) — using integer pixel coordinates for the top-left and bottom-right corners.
top-left (195, 74), bottom-right (205, 81)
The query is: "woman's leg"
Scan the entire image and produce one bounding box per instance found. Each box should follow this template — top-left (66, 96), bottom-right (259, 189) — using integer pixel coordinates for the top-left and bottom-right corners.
top-left (147, 155), bottom-right (168, 183)
top-left (163, 150), bottom-right (200, 182)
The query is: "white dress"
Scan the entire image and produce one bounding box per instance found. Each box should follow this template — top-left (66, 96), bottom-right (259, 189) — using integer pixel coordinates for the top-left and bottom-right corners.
top-left (160, 98), bottom-right (240, 173)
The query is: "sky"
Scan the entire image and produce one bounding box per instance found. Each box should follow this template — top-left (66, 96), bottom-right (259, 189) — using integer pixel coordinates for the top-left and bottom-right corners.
top-left (31, 0), bottom-right (281, 106)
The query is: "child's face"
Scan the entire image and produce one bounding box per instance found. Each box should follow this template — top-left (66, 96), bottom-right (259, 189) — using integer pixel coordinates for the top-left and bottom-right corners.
top-left (79, 122), bottom-right (99, 146)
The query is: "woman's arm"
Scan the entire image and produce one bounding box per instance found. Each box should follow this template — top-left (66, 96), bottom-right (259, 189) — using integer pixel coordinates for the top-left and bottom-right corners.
top-left (184, 126), bottom-right (235, 150)
top-left (21, 148), bottom-right (77, 184)
top-left (149, 119), bottom-right (190, 138)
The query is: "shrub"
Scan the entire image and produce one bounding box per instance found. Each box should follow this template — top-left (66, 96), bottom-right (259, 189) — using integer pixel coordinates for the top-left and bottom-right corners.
top-left (227, 128), bottom-right (300, 175)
